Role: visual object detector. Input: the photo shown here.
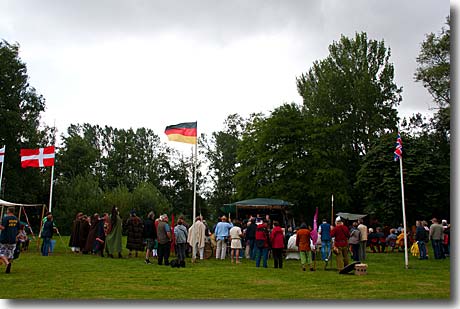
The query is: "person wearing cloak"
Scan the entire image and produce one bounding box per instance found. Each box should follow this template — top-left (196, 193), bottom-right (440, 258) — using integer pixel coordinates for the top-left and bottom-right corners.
top-left (84, 213), bottom-right (99, 254)
top-left (105, 206), bottom-right (123, 258)
top-left (125, 210), bottom-right (144, 257)
top-left (187, 216), bottom-right (206, 262)
top-left (78, 215), bottom-right (90, 254)
top-left (68, 212), bottom-right (83, 253)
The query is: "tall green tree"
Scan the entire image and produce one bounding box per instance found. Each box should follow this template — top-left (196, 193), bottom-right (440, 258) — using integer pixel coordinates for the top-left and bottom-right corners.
top-left (297, 32), bottom-right (401, 157)
top-left (296, 32), bottom-right (402, 211)
top-left (414, 16), bottom-right (450, 109)
top-left (203, 114), bottom-right (244, 210)
top-left (0, 41), bottom-right (48, 202)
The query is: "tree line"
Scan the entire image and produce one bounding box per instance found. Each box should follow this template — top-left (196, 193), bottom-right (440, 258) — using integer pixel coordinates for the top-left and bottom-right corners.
top-left (0, 18), bottom-right (450, 233)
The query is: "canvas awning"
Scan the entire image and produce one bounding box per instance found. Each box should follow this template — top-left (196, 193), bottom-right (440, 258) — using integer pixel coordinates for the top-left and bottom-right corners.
top-left (222, 198), bottom-right (292, 214)
top-left (336, 212), bottom-right (367, 221)
top-left (0, 199), bottom-right (42, 207)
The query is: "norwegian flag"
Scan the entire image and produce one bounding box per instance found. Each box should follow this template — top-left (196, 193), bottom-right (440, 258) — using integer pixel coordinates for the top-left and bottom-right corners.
top-left (0, 146), bottom-right (5, 163)
top-left (20, 146), bottom-right (55, 168)
top-left (394, 133), bottom-right (403, 161)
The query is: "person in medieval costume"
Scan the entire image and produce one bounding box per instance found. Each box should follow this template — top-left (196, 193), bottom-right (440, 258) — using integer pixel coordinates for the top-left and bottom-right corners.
top-left (93, 213), bottom-right (107, 257)
top-left (84, 213), bottom-right (99, 254)
top-left (68, 212), bottom-right (83, 253)
top-left (105, 206), bottom-right (123, 258)
top-left (187, 216), bottom-right (206, 262)
top-left (78, 215), bottom-right (90, 254)
top-left (125, 210), bottom-right (144, 257)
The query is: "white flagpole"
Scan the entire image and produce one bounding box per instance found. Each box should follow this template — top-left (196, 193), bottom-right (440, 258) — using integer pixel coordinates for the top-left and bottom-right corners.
top-left (49, 165), bottom-right (55, 213)
top-left (0, 145), bottom-right (5, 197)
top-left (331, 194), bottom-right (334, 225)
top-left (192, 137), bottom-right (197, 222)
top-left (49, 121), bottom-right (56, 213)
top-left (399, 156), bottom-right (409, 269)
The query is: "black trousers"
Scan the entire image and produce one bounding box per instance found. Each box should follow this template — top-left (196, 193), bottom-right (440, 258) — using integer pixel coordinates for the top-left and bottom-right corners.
top-left (158, 241), bottom-right (171, 265)
top-left (272, 248), bottom-right (283, 268)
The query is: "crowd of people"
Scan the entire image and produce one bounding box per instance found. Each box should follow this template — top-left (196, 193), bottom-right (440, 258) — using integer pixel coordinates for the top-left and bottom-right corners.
top-left (64, 210), bottom-right (454, 272)
top-left (0, 206), bottom-right (451, 275)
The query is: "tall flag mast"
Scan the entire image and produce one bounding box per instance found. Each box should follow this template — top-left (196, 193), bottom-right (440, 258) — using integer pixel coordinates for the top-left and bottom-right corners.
top-left (0, 145), bottom-right (5, 197)
top-left (394, 132), bottom-right (408, 269)
top-left (165, 122), bottom-right (198, 221)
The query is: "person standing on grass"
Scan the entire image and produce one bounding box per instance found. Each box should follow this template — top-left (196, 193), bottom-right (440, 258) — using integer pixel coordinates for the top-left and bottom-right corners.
top-left (254, 219), bottom-right (270, 268)
top-left (245, 217), bottom-right (257, 260)
top-left (331, 217), bottom-right (350, 271)
top-left (229, 220), bottom-right (244, 264)
top-left (143, 211), bottom-right (156, 264)
top-left (442, 220), bottom-right (450, 257)
top-left (41, 213), bottom-right (58, 256)
top-left (187, 216), bottom-right (206, 262)
top-left (270, 221), bottom-right (285, 269)
top-left (357, 218), bottom-right (368, 261)
top-left (78, 215), bottom-right (90, 254)
top-left (348, 221), bottom-right (361, 261)
top-left (0, 207), bottom-right (20, 273)
top-left (318, 218), bottom-right (332, 264)
top-left (429, 218), bottom-right (445, 259)
top-left (415, 220), bottom-right (428, 260)
top-left (105, 206), bottom-right (123, 259)
top-left (157, 214), bottom-right (172, 266)
top-left (296, 223), bottom-right (313, 271)
top-left (174, 218), bottom-right (188, 267)
top-left (214, 215), bottom-right (233, 260)
top-left (68, 212), bottom-right (83, 253)
top-left (125, 210), bottom-right (144, 258)
top-left (94, 213), bottom-right (107, 257)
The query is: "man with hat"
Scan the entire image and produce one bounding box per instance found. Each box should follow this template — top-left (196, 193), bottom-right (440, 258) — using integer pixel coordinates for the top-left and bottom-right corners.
top-left (429, 218), bottom-right (445, 259)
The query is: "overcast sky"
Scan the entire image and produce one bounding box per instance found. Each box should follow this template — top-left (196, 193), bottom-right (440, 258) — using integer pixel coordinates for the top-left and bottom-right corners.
top-left (0, 0), bottom-right (451, 151)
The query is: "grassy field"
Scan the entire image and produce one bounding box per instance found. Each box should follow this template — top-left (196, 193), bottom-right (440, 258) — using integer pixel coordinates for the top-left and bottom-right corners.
top-left (0, 236), bottom-right (450, 299)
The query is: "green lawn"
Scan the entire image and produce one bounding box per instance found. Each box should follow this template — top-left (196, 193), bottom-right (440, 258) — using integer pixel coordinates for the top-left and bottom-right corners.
top-left (0, 236), bottom-right (450, 299)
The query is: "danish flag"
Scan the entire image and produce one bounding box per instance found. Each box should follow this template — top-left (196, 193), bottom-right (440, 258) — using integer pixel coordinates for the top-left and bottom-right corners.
top-left (20, 146), bottom-right (55, 168)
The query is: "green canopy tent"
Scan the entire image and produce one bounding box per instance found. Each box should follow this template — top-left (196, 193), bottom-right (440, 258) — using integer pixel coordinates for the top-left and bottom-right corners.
top-left (222, 198), bottom-right (293, 226)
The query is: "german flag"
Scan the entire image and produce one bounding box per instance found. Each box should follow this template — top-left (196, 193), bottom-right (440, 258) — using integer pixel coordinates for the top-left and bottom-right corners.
top-left (164, 122), bottom-right (197, 144)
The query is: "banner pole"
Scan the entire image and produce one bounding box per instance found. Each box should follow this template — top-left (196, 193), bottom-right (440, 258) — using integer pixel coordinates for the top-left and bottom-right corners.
top-left (331, 194), bottom-right (334, 225)
top-left (399, 157), bottom-right (409, 269)
top-left (192, 138), bottom-right (197, 221)
top-left (0, 145), bottom-right (5, 198)
top-left (49, 165), bottom-right (55, 213)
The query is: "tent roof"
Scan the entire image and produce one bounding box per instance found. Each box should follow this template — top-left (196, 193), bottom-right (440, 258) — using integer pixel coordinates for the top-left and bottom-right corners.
top-left (224, 198), bottom-right (293, 207)
top-left (222, 198), bottom-right (292, 213)
top-left (0, 199), bottom-right (43, 207)
top-left (336, 212), bottom-right (367, 221)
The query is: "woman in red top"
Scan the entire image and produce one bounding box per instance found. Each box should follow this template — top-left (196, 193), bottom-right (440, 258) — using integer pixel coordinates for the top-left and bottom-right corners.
top-left (270, 221), bottom-right (285, 269)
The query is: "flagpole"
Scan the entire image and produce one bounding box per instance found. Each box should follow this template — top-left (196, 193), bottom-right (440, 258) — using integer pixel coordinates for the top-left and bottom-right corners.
top-left (399, 157), bottom-right (409, 269)
top-left (0, 145), bottom-right (5, 198)
top-left (49, 121), bottom-right (56, 213)
top-left (49, 165), bottom-right (55, 213)
top-left (331, 194), bottom-right (334, 225)
top-left (192, 137), bottom-right (197, 222)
